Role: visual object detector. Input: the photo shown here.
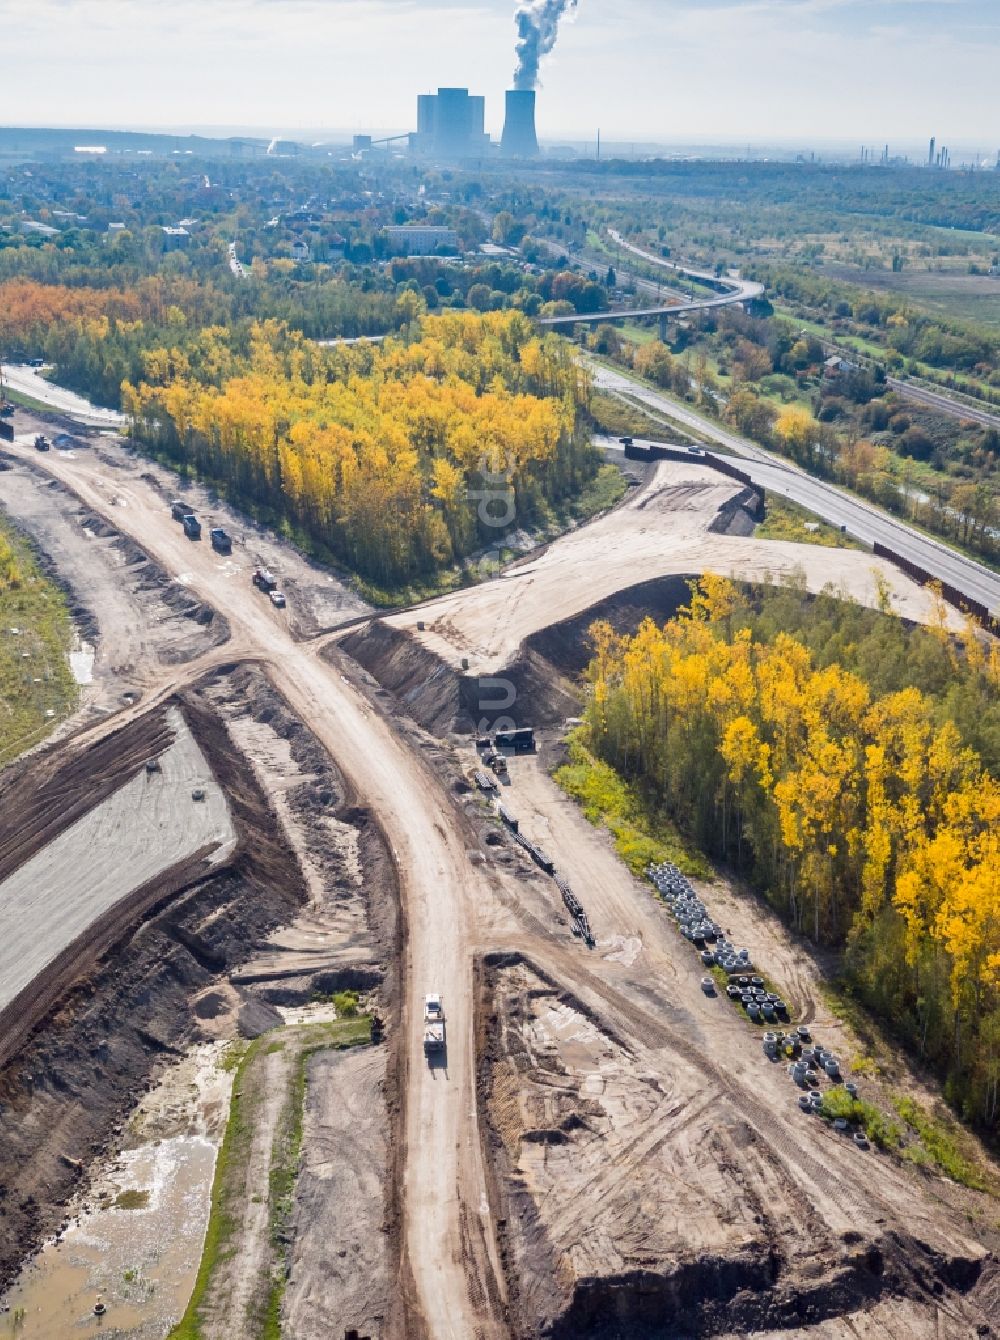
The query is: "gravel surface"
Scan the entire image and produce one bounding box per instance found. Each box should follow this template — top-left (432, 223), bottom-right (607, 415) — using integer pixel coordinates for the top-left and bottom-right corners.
top-left (389, 458), bottom-right (957, 675)
top-left (0, 706), bottom-right (234, 1012)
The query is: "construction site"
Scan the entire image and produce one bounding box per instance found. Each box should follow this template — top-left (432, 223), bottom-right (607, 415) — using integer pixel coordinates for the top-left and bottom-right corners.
top-left (0, 394), bottom-right (998, 1340)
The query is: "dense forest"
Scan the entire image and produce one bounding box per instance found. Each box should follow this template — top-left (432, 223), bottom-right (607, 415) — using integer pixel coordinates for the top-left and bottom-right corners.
top-left (583, 576), bottom-right (1000, 1127)
top-left (122, 310), bottom-right (596, 591)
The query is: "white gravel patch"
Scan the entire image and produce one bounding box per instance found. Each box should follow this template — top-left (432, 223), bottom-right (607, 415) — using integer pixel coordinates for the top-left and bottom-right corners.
top-left (0, 707), bottom-right (235, 1012)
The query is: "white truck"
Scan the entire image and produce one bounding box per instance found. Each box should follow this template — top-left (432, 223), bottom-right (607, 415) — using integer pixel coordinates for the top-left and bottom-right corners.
top-left (423, 993), bottom-right (445, 1055)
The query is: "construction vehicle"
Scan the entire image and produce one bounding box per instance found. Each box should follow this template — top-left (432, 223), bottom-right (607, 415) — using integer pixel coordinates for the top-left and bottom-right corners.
top-left (0, 421), bottom-right (13, 442)
top-left (170, 499), bottom-right (188, 521)
top-left (182, 513), bottom-right (202, 540)
top-left (210, 527), bottom-right (232, 554)
top-left (494, 726), bottom-right (535, 753)
top-left (252, 567), bottom-right (278, 593)
top-left (423, 993), bottom-right (445, 1055)
top-left (34, 435), bottom-right (50, 452)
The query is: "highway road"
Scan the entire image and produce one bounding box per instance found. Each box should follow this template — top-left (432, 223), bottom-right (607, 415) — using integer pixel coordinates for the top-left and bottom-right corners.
top-left (609, 227), bottom-right (763, 299)
top-left (593, 361), bottom-right (1000, 617)
top-left (1, 363), bottom-right (125, 428)
top-left (6, 351), bottom-right (994, 617)
top-left (606, 233), bottom-right (1000, 432)
top-left (4, 375), bottom-right (998, 1336)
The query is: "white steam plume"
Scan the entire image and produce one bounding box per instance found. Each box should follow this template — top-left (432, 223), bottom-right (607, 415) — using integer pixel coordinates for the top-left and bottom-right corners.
top-left (514, 0), bottom-right (580, 91)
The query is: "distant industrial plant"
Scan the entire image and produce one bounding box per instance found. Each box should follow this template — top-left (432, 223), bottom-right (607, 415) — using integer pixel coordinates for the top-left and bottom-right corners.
top-left (352, 86), bottom-right (541, 161)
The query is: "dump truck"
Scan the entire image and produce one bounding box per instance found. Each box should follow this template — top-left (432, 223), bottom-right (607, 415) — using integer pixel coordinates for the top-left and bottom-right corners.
top-left (252, 567), bottom-right (278, 593)
top-left (170, 499), bottom-right (188, 521)
top-left (182, 513), bottom-right (202, 540)
top-left (0, 421), bottom-right (14, 442)
top-left (423, 993), bottom-right (445, 1055)
top-left (210, 527), bottom-right (232, 554)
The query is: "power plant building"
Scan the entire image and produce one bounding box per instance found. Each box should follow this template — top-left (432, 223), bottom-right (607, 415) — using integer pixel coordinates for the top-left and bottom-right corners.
top-left (413, 88), bottom-right (490, 159)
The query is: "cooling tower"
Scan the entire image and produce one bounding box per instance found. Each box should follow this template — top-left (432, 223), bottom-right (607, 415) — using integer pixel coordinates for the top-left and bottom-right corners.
top-left (501, 89), bottom-right (539, 158)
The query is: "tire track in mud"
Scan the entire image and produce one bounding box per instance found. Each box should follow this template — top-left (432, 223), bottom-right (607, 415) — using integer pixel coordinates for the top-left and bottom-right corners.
top-left (491, 946), bottom-right (904, 1235)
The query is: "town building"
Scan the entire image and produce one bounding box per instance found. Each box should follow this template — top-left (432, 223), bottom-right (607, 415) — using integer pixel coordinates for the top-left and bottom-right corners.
top-left (384, 225), bottom-right (460, 256)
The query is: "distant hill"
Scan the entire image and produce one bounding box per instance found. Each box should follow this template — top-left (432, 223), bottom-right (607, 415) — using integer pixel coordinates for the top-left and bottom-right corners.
top-left (0, 126), bottom-right (272, 161)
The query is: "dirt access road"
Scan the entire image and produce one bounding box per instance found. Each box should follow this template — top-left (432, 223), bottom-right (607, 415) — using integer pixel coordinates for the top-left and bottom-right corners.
top-left (2, 432), bottom-right (505, 1340)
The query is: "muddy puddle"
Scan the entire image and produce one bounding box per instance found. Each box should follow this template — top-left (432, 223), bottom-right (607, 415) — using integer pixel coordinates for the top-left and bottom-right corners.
top-left (0, 1042), bottom-right (235, 1339)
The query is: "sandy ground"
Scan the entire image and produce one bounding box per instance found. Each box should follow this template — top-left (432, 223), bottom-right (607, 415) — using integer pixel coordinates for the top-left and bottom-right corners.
top-left (194, 1027), bottom-right (388, 1340)
top-left (0, 457), bottom-right (226, 718)
top-left (590, 361), bottom-right (1000, 617)
top-left (0, 706), bottom-right (234, 1012)
top-left (204, 669), bottom-right (377, 989)
top-left (283, 1045), bottom-right (390, 1339)
top-left (198, 1041), bottom-right (290, 1338)
top-left (388, 460), bottom-right (958, 675)
top-left (474, 748), bottom-right (998, 1335)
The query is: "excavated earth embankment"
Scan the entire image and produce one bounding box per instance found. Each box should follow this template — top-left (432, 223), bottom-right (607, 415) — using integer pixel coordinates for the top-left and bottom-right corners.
top-left (0, 691), bottom-right (305, 1291)
top-left (340, 574), bottom-right (699, 739)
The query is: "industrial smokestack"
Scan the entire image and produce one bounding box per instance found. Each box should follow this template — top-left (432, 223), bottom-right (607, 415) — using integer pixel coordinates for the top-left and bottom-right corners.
top-left (514, 0), bottom-right (579, 91)
top-left (501, 89), bottom-right (539, 158)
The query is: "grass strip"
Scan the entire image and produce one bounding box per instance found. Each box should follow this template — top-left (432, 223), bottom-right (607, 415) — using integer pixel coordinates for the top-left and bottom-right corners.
top-left (168, 1016), bottom-right (370, 1340)
top-left (0, 519), bottom-right (77, 767)
top-left (755, 495), bottom-right (864, 550)
top-left (819, 1085), bottom-right (905, 1150)
top-left (0, 385), bottom-right (62, 414)
top-left (553, 728), bottom-right (711, 880)
top-left (892, 1094), bottom-right (994, 1193)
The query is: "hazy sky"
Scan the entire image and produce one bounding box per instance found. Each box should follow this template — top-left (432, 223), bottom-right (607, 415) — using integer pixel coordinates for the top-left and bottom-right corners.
top-left (2, 0), bottom-right (997, 145)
